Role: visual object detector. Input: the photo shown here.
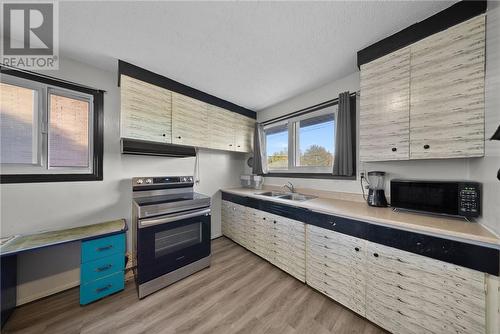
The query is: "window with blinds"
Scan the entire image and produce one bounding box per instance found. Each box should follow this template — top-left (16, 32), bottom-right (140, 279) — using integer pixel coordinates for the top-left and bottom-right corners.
top-left (0, 73), bottom-right (97, 181)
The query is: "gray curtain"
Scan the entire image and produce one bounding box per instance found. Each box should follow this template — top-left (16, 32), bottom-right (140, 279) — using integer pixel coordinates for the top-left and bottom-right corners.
top-left (252, 123), bottom-right (268, 174)
top-left (332, 91), bottom-right (354, 176)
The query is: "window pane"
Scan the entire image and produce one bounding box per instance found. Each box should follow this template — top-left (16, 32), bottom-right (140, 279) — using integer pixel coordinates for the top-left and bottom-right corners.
top-left (0, 83), bottom-right (37, 164)
top-left (266, 124), bottom-right (288, 169)
top-left (49, 94), bottom-right (90, 167)
top-left (298, 113), bottom-right (334, 167)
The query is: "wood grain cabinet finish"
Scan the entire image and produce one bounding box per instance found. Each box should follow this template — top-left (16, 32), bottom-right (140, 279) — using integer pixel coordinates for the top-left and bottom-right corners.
top-left (306, 224), bottom-right (366, 316)
top-left (221, 201), bottom-right (305, 282)
top-left (208, 105), bottom-right (236, 151)
top-left (365, 240), bottom-right (486, 334)
top-left (172, 92), bottom-right (209, 147)
top-left (120, 75), bottom-right (172, 143)
top-left (409, 15), bottom-right (485, 159)
top-left (359, 47), bottom-right (411, 162)
top-left (233, 113), bottom-right (255, 153)
top-left (359, 15), bottom-right (485, 162)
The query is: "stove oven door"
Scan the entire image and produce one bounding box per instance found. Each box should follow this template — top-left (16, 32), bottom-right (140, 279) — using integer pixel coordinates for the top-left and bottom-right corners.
top-left (136, 208), bottom-right (211, 284)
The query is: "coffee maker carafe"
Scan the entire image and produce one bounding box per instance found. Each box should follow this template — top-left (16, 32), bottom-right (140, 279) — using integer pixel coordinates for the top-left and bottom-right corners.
top-left (366, 171), bottom-right (388, 207)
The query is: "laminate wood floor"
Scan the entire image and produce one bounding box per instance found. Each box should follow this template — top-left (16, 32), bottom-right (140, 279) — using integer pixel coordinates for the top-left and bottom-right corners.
top-left (3, 237), bottom-right (387, 334)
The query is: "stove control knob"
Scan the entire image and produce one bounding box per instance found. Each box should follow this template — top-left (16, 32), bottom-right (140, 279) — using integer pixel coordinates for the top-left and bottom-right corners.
top-left (145, 178), bottom-right (153, 184)
top-left (136, 179), bottom-right (144, 184)
top-left (182, 177), bottom-right (187, 182)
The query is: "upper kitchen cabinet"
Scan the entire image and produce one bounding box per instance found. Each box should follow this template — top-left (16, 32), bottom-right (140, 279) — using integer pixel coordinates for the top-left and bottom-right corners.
top-left (360, 48), bottom-right (411, 162)
top-left (358, 14), bottom-right (486, 162)
top-left (172, 92), bottom-right (209, 147)
top-left (233, 113), bottom-right (255, 153)
top-left (410, 15), bottom-right (485, 159)
top-left (208, 105), bottom-right (236, 151)
top-left (120, 75), bottom-right (172, 143)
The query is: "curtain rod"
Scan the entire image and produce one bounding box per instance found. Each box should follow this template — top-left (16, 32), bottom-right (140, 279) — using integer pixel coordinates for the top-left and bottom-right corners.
top-left (0, 64), bottom-right (106, 93)
top-left (261, 91), bottom-right (358, 126)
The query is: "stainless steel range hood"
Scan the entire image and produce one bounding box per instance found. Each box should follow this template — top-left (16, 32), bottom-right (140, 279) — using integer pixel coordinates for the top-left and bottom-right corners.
top-left (121, 138), bottom-right (196, 157)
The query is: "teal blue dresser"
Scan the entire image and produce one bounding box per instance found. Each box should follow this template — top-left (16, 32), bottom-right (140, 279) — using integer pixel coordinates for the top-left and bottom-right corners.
top-left (80, 232), bottom-right (126, 305)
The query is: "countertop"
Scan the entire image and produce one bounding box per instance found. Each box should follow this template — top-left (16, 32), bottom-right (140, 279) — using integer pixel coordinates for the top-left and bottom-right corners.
top-left (0, 219), bottom-right (127, 256)
top-left (222, 187), bottom-right (499, 248)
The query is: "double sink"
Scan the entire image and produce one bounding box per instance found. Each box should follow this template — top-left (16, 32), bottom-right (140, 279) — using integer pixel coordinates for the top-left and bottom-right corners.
top-left (256, 191), bottom-right (317, 202)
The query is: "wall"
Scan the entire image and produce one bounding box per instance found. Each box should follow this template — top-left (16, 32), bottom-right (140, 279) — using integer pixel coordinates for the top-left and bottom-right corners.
top-left (0, 57), bottom-right (247, 305)
top-left (258, 8), bottom-right (500, 236)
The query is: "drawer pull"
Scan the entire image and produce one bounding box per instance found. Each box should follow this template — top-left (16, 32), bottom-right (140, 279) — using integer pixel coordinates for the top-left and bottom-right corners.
top-left (273, 221), bottom-right (276, 224)
top-left (329, 221), bottom-right (336, 227)
top-left (96, 245), bottom-right (113, 252)
top-left (354, 247), bottom-right (360, 252)
top-left (423, 144), bottom-right (430, 149)
top-left (95, 264), bottom-right (113, 272)
top-left (263, 217), bottom-right (266, 220)
top-left (95, 284), bottom-right (112, 293)
top-left (397, 284), bottom-right (404, 290)
top-left (373, 253), bottom-right (379, 258)
top-left (391, 147), bottom-right (397, 152)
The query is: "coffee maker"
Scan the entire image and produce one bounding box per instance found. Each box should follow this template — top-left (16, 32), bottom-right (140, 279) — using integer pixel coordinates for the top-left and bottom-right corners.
top-left (365, 171), bottom-right (388, 207)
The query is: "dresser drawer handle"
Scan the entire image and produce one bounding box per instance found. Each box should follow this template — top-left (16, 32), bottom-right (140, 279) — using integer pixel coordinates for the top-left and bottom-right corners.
top-left (423, 144), bottom-right (430, 149)
top-left (96, 245), bottom-right (113, 252)
top-left (95, 264), bottom-right (113, 272)
top-left (373, 253), bottom-right (379, 258)
top-left (354, 247), bottom-right (360, 252)
top-left (391, 147), bottom-right (397, 152)
top-left (95, 284), bottom-right (112, 293)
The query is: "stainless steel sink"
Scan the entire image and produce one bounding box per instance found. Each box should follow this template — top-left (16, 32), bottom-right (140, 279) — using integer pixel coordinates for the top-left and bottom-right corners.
top-left (256, 191), bottom-right (316, 202)
top-left (278, 193), bottom-right (317, 201)
top-left (257, 191), bottom-right (288, 197)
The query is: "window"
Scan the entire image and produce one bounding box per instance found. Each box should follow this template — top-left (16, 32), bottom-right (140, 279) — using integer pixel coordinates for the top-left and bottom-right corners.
top-left (0, 69), bottom-right (103, 183)
top-left (263, 102), bottom-right (354, 177)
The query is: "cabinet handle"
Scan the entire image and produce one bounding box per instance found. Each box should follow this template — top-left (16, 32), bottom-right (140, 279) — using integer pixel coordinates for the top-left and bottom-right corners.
top-left (354, 247), bottom-right (360, 252)
top-left (262, 217), bottom-right (266, 220)
top-left (95, 284), bottom-right (112, 293)
top-left (329, 221), bottom-right (336, 227)
top-left (95, 264), bottom-right (112, 272)
top-left (423, 144), bottom-right (430, 149)
top-left (391, 147), bottom-right (397, 152)
top-left (229, 144), bottom-right (233, 146)
top-left (373, 253), bottom-right (379, 258)
top-left (273, 221), bottom-right (276, 224)
top-left (237, 145), bottom-right (241, 147)
top-left (162, 134), bottom-right (166, 137)
top-left (177, 136), bottom-right (182, 139)
top-left (96, 245), bottom-right (113, 252)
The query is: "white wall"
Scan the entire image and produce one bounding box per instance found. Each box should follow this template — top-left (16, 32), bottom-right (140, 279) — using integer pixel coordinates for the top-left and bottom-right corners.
top-left (0, 57), bottom-right (247, 304)
top-left (258, 9), bottom-right (500, 236)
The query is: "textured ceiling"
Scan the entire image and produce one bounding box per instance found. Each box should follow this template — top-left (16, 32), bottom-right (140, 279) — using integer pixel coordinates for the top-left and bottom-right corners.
top-left (57, 1), bottom-right (456, 110)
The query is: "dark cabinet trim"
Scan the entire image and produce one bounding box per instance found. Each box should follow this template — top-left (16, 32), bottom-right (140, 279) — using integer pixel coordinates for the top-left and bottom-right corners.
top-left (357, 0), bottom-right (487, 67)
top-left (118, 60), bottom-right (256, 119)
top-left (221, 191), bottom-right (499, 276)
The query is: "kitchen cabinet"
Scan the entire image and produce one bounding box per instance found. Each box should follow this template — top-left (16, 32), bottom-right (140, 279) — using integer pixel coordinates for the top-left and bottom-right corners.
top-left (172, 92), bottom-right (209, 147)
top-left (233, 113), bottom-right (255, 153)
top-left (221, 201), bottom-right (305, 282)
top-left (306, 224), bottom-right (366, 315)
top-left (208, 105), bottom-right (236, 151)
top-left (120, 75), bottom-right (172, 143)
top-left (409, 15), bottom-right (485, 159)
top-left (359, 47), bottom-right (411, 162)
top-left (365, 240), bottom-right (486, 334)
top-left (359, 15), bottom-right (485, 162)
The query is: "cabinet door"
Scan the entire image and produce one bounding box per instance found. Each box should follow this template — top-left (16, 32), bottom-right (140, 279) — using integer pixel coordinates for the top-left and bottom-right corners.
top-left (172, 92), bottom-right (209, 147)
top-left (233, 114), bottom-right (255, 153)
top-left (359, 47), bottom-right (410, 161)
top-left (221, 200), bottom-right (234, 239)
top-left (365, 241), bottom-right (486, 334)
top-left (410, 15), bottom-right (485, 159)
top-left (208, 105), bottom-right (235, 151)
top-left (120, 75), bottom-right (172, 143)
top-left (306, 225), bottom-right (366, 315)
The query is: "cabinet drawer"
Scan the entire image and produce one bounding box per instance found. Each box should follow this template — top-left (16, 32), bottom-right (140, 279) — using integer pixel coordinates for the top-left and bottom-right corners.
top-left (81, 233), bottom-right (125, 263)
top-left (80, 271), bottom-right (125, 305)
top-left (81, 253), bottom-right (125, 284)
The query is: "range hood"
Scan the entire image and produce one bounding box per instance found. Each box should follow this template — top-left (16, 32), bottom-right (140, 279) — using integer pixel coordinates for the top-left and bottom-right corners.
top-left (121, 138), bottom-right (196, 157)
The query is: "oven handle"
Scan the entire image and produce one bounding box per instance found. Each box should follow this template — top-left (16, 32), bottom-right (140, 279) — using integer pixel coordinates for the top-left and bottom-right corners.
top-left (139, 208), bottom-right (211, 228)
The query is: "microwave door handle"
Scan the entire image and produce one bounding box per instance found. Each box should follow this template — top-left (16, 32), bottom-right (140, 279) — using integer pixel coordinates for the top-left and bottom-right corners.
top-left (139, 208), bottom-right (211, 228)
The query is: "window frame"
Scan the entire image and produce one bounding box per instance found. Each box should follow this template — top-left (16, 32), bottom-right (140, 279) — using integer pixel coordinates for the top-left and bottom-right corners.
top-left (0, 67), bottom-right (104, 183)
top-left (263, 95), bottom-right (356, 180)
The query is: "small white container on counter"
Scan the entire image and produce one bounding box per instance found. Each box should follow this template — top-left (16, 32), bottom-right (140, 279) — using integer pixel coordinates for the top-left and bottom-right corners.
top-left (240, 175), bottom-right (252, 188)
top-left (252, 175), bottom-right (264, 190)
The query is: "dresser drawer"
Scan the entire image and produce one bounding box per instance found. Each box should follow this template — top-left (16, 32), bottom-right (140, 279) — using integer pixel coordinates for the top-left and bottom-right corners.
top-left (81, 233), bottom-right (125, 263)
top-left (80, 271), bottom-right (125, 305)
top-left (81, 253), bottom-right (125, 284)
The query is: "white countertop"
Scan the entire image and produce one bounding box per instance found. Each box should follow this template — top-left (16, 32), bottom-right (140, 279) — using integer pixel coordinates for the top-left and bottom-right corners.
top-left (222, 187), bottom-right (499, 248)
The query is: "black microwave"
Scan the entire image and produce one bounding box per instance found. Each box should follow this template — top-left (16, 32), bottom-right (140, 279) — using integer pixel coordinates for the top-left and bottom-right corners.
top-left (390, 180), bottom-right (481, 218)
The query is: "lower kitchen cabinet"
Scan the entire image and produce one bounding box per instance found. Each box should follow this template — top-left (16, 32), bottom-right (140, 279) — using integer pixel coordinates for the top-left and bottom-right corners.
top-left (306, 224), bottom-right (366, 315)
top-left (221, 200), bottom-right (305, 282)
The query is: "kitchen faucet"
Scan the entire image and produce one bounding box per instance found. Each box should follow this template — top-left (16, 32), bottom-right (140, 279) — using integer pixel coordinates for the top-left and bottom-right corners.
top-left (283, 182), bottom-right (296, 193)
